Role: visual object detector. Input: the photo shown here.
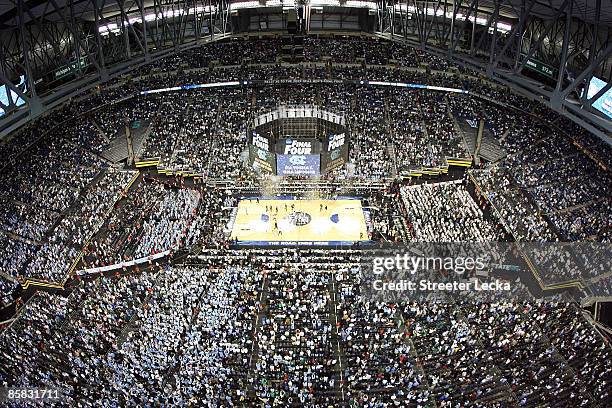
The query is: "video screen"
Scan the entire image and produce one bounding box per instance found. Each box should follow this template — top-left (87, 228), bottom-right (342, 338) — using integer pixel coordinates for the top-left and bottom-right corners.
top-left (584, 76), bottom-right (612, 119)
top-left (276, 154), bottom-right (321, 175)
top-left (0, 75), bottom-right (27, 117)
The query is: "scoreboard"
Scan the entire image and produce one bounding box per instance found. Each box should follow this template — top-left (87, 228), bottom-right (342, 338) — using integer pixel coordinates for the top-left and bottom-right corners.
top-left (247, 105), bottom-right (349, 176)
top-left (248, 131), bottom-right (348, 176)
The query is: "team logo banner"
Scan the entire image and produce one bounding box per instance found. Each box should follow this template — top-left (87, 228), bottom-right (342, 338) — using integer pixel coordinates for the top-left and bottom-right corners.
top-left (322, 132), bottom-right (349, 172)
top-left (249, 145), bottom-right (276, 174)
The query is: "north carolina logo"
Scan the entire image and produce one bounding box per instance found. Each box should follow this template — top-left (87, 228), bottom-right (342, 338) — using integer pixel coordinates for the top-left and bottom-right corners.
top-left (289, 155), bottom-right (306, 165)
top-left (257, 149), bottom-right (269, 160)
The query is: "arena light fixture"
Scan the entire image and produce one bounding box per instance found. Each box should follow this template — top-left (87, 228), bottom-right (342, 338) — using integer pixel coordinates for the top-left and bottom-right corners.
top-left (394, 3), bottom-right (511, 33)
top-left (188, 6), bottom-right (208, 14)
top-left (233, 0), bottom-right (377, 9)
top-left (232, 0), bottom-right (293, 8)
top-left (97, 1), bottom-right (506, 34)
top-left (162, 9), bottom-right (185, 18)
top-left (98, 23), bottom-right (120, 36)
top-left (98, 5), bottom-right (217, 34)
top-left (310, 0), bottom-right (377, 8)
top-left (230, 1), bottom-right (261, 9)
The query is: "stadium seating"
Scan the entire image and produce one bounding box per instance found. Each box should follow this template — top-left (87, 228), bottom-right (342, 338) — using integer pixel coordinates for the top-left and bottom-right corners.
top-left (0, 35), bottom-right (609, 407)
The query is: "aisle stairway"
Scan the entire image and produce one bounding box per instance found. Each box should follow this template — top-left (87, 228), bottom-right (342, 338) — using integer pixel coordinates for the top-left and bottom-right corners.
top-left (479, 129), bottom-right (506, 163)
top-left (101, 120), bottom-right (152, 163)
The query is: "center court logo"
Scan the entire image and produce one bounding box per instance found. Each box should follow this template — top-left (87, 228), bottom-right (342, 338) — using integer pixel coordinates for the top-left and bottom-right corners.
top-left (285, 211), bottom-right (312, 226)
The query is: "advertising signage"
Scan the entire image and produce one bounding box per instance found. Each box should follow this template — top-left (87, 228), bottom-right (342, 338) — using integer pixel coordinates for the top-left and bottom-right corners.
top-left (521, 55), bottom-right (558, 79)
top-left (277, 138), bottom-right (320, 155)
top-left (54, 56), bottom-right (89, 80)
top-left (251, 132), bottom-right (271, 151)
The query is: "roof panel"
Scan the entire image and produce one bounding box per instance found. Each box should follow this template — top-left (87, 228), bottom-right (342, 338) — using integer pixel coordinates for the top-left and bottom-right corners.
top-left (0, 0), bottom-right (609, 26)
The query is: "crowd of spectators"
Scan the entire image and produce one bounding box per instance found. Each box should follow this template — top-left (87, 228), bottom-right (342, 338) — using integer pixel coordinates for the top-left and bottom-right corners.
top-left (0, 245), bottom-right (610, 406)
top-left (522, 242), bottom-right (611, 285)
top-left (350, 87), bottom-right (391, 178)
top-left (0, 34), bottom-right (608, 300)
top-left (0, 236), bottom-right (36, 281)
top-left (133, 188), bottom-right (201, 258)
top-left (471, 168), bottom-right (558, 242)
top-left (400, 180), bottom-right (502, 242)
top-left (0, 126), bottom-right (134, 284)
top-left (23, 170), bottom-right (135, 283)
top-left (337, 269), bottom-right (433, 405)
top-left (81, 178), bottom-right (168, 268)
top-left (251, 266), bottom-right (339, 405)
top-left (207, 89), bottom-right (251, 180)
top-left (366, 187), bottom-right (405, 242)
top-left (549, 199), bottom-right (611, 242)
top-left (389, 89), bottom-right (466, 171)
top-left (0, 37), bottom-right (610, 406)
top-left (0, 274), bottom-right (18, 308)
top-left (0, 272), bottom-right (157, 403)
top-left (162, 96), bottom-right (218, 171)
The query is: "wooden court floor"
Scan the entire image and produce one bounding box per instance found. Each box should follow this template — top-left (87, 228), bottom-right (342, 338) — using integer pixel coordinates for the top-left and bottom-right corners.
top-left (231, 199), bottom-right (369, 243)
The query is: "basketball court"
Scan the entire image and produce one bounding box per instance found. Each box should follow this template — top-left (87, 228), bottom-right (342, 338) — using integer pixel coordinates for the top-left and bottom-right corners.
top-left (231, 198), bottom-right (370, 245)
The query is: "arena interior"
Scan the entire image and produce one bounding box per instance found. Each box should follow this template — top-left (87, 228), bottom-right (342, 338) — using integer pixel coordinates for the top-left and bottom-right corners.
top-left (0, 0), bottom-right (611, 406)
